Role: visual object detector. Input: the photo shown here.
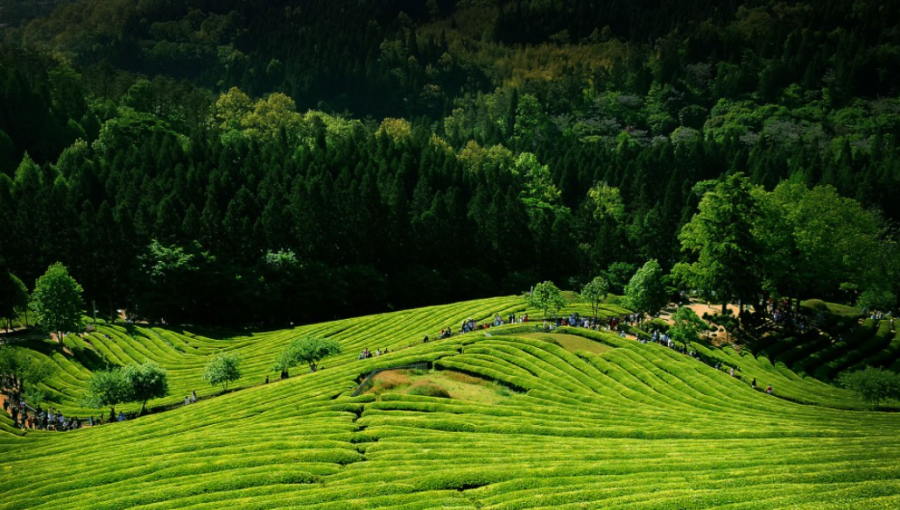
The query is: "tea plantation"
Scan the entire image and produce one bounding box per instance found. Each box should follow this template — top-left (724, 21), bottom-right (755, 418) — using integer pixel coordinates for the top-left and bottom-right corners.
top-left (2, 297), bottom-right (899, 509)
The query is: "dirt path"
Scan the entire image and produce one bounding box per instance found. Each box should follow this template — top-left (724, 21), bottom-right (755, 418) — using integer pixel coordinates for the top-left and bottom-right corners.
top-left (657, 300), bottom-right (741, 325)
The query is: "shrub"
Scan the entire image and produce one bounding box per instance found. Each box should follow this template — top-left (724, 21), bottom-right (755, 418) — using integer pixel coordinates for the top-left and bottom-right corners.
top-left (839, 367), bottom-right (900, 409)
top-left (407, 383), bottom-right (451, 398)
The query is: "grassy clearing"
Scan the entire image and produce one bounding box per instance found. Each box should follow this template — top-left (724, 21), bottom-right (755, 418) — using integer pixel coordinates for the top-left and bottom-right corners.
top-left (367, 369), bottom-right (511, 404)
top-left (520, 332), bottom-right (612, 355)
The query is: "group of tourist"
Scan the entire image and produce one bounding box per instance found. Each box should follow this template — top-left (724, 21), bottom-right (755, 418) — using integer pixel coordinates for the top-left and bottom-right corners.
top-left (358, 347), bottom-right (388, 360)
top-left (183, 390), bottom-right (198, 406)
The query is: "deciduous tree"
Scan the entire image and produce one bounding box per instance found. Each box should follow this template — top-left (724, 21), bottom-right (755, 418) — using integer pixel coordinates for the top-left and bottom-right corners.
top-left (30, 263), bottom-right (85, 344)
top-left (202, 352), bottom-right (242, 391)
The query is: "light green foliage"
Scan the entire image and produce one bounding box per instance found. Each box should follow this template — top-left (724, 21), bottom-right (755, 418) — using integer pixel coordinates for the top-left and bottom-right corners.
top-left (624, 260), bottom-right (668, 320)
top-left (277, 336), bottom-right (342, 373)
top-left (122, 362), bottom-right (169, 413)
top-left (669, 307), bottom-right (709, 348)
top-left (839, 367), bottom-right (900, 409)
top-left (30, 262), bottom-right (85, 343)
top-left (514, 152), bottom-right (561, 216)
top-left (202, 352), bottom-right (242, 390)
top-left (144, 240), bottom-right (208, 278)
top-left (679, 173), bottom-right (761, 307)
top-left (83, 368), bottom-right (130, 413)
top-left (587, 182), bottom-right (624, 222)
top-left (580, 276), bottom-right (610, 321)
top-left (525, 281), bottom-right (567, 319)
top-left (212, 87), bottom-right (302, 140)
top-left (512, 93), bottom-right (544, 144)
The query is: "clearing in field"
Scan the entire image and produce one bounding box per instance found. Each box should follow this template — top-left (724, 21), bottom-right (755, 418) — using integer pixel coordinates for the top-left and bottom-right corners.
top-left (520, 331), bottom-right (613, 355)
top-left (365, 369), bottom-right (514, 404)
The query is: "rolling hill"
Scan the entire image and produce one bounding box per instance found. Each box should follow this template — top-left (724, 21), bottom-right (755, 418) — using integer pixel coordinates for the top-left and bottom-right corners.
top-left (2, 297), bottom-right (900, 509)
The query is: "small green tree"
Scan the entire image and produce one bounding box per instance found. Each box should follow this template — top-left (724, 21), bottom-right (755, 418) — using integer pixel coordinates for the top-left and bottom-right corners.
top-left (273, 348), bottom-right (296, 379)
top-left (839, 367), bottom-right (900, 409)
top-left (668, 307), bottom-right (709, 349)
top-left (202, 352), bottom-right (242, 391)
top-left (30, 263), bottom-right (85, 344)
top-left (580, 276), bottom-right (610, 322)
top-left (525, 281), bottom-right (567, 320)
top-left (122, 362), bottom-right (169, 414)
top-left (290, 336), bottom-right (342, 373)
top-left (83, 368), bottom-right (130, 418)
top-left (624, 260), bottom-right (669, 322)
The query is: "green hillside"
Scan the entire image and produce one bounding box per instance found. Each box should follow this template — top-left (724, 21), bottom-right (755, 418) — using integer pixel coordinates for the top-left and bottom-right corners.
top-left (3, 297), bottom-right (900, 509)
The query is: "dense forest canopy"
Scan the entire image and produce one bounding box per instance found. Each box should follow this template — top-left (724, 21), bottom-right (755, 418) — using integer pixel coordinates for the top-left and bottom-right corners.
top-left (1, 0), bottom-right (899, 326)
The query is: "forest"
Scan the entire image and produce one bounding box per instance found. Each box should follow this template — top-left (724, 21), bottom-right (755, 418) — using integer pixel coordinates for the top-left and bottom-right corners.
top-left (1, 0), bottom-right (899, 326)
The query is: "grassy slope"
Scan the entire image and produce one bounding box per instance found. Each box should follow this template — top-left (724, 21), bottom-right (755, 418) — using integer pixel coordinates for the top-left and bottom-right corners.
top-left (1, 298), bottom-right (899, 509)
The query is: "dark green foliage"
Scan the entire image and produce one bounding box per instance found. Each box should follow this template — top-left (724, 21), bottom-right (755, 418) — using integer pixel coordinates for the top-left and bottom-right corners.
top-left (0, 270), bottom-right (28, 331)
top-left (0, 0), bottom-right (898, 328)
top-left (839, 367), bottom-right (900, 409)
top-left (122, 362), bottom-right (169, 413)
top-left (0, 346), bottom-right (53, 393)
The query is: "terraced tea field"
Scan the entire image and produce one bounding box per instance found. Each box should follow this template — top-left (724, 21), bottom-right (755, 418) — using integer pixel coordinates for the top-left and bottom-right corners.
top-left (2, 297), bottom-right (899, 509)
top-left (749, 317), bottom-right (900, 384)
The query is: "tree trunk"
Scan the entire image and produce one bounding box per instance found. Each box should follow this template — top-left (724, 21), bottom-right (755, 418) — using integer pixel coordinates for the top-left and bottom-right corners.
top-left (722, 302), bottom-right (727, 314)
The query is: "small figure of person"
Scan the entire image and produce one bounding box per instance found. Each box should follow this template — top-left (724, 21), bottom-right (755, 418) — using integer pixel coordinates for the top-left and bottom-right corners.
top-left (766, 385), bottom-right (773, 395)
top-left (751, 378), bottom-right (757, 390)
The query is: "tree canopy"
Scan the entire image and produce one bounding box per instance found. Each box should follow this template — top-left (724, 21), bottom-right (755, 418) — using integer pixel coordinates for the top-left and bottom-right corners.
top-left (580, 276), bottom-right (610, 321)
top-left (0, 270), bottom-right (28, 331)
top-left (83, 368), bottom-right (130, 415)
top-left (202, 352), bottom-right (242, 391)
top-left (0, 346), bottom-right (53, 393)
top-left (122, 362), bottom-right (169, 414)
top-left (0, 0), bottom-right (899, 327)
top-left (668, 307), bottom-right (710, 349)
top-left (281, 337), bottom-right (342, 374)
top-left (678, 174), bottom-right (761, 310)
top-left (624, 260), bottom-right (668, 320)
top-left (839, 368), bottom-right (900, 409)
top-left (525, 281), bottom-right (567, 320)
top-left (30, 263), bottom-right (84, 343)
